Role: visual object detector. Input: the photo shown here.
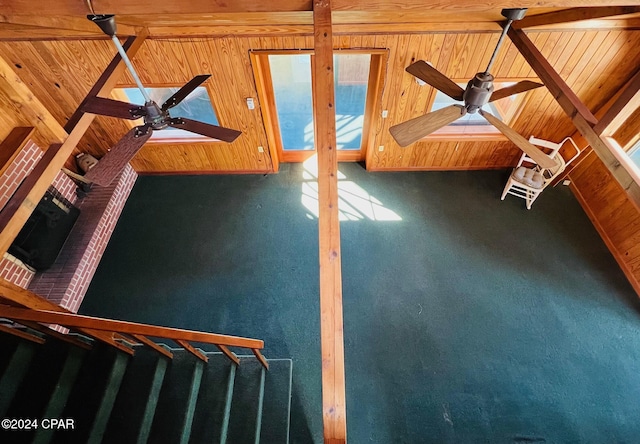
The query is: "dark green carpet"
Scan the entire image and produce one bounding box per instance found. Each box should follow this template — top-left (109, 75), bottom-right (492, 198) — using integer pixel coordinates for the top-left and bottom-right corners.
top-left (80, 163), bottom-right (640, 443)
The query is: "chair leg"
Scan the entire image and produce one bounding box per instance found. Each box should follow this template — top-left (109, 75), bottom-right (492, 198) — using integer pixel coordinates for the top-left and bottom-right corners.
top-left (526, 189), bottom-right (542, 209)
top-left (501, 179), bottom-right (512, 201)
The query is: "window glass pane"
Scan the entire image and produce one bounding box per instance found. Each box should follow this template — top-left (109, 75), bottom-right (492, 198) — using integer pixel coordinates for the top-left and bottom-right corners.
top-left (269, 53), bottom-right (371, 151)
top-left (121, 86), bottom-right (219, 140)
top-left (335, 54), bottom-right (370, 150)
top-left (269, 54), bottom-right (315, 151)
top-left (628, 141), bottom-right (640, 168)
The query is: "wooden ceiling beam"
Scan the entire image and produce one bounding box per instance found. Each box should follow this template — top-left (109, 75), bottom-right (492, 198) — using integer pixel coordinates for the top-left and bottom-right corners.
top-left (593, 66), bottom-right (640, 136)
top-left (514, 6), bottom-right (640, 28)
top-left (0, 14), bottom-right (138, 36)
top-left (313, 0), bottom-right (347, 443)
top-left (507, 27), bottom-right (640, 210)
top-left (147, 21), bottom-right (502, 38)
top-left (4, 1), bottom-right (640, 16)
top-left (332, 0), bottom-right (640, 9)
top-left (552, 72), bottom-right (638, 184)
top-left (0, 30), bottom-right (148, 256)
top-left (2, 0), bottom-right (314, 15)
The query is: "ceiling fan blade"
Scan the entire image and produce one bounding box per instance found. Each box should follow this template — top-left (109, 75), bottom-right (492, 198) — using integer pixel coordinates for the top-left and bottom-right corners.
top-left (84, 125), bottom-right (152, 186)
top-left (406, 61), bottom-right (465, 101)
top-left (81, 96), bottom-right (146, 120)
top-left (390, 105), bottom-right (465, 147)
top-left (479, 110), bottom-right (558, 169)
top-left (489, 80), bottom-right (544, 102)
top-left (161, 75), bottom-right (211, 111)
top-left (168, 118), bottom-right (241, 143)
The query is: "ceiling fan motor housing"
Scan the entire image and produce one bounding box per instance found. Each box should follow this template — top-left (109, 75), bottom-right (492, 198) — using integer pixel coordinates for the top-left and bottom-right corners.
top-left (463, 72), bottom-right (495, 113)
top-left (144, 101), bottom-right (170, 130)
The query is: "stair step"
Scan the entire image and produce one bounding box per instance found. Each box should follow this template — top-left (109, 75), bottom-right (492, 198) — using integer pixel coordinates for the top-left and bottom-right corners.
top-left (260, 359), bottom-right (293, 444)
top-left (0, 339), bottom-right (38, 418)
top-left (6, 340), bottom-right (86, 444)
top-left (52, 343), bottom-right (130, 444)
top-left (32, 346), bottom-right (87, 444)
top-left (226, 356), bottom-right (267, 444)
top-left (148, 349), bottom-right (205, 444)
top-left (103, 345), bottom-right (170, 444)
top-left (188, 352), bottom-right (236, 444)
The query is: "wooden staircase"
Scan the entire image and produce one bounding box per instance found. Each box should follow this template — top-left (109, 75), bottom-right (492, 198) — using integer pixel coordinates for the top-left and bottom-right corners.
top-left (0, 318), bottom-right (292, 443)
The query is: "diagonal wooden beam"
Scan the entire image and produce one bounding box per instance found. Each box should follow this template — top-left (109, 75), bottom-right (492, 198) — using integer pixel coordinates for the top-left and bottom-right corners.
top-left (507, 27), bottom-right (640, 210)
top-left (507, 27), bottom-right (598, 126)
top-left (551, 75), bottom-right (635, 185)
top-left (593, 66), bottom-right (640, 136)
top-left (514, 6), bottom-right (640, 29)
top-left (0, 55), bottom-right (67, 142)
top-left (65, 33), bottom-right (147, 132)
top-left (0, 30), bottom-right (148, 257)
top-left (313, 1), bottom-right (347, 443)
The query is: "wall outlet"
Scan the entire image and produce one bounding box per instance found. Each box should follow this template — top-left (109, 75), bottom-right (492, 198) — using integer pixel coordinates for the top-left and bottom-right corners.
top-left (246, 98), bottom-right (255, 109)
top-left (563, 179), bottom-right (571, 186)
top-left (382, 110), bottom-right (389, 118)
top-left (258, 146), bottom-right (264, 153)
top-left (379, 146), bottom-right (384, 152)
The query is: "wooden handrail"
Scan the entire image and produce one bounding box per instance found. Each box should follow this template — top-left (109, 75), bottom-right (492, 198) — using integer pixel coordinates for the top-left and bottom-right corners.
top-left (0, 305), bottom-right (266, 367)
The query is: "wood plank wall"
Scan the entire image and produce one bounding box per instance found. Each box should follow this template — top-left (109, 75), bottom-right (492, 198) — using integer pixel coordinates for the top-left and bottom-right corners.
top-left (569, 150), bottom-right (640, 295)
top-left (0, 30), bottom-right (639, 174)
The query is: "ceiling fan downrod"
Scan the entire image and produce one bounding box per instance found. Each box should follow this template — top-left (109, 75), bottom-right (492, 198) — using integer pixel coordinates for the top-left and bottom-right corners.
top-left (87, 14), bottom-right (153, 104)
top-left (484, 8), bottom-right (528, 74)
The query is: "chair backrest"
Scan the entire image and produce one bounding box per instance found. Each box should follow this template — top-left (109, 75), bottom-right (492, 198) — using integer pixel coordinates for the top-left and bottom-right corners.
top-left (517, 136), bottom-right (581, 169)
top-left (539, 152), bottom-right (567, 187)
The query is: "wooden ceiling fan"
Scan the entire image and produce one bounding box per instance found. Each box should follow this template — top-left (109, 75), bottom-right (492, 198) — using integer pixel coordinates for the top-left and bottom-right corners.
top-left (81, 15), bottom-right (242, 186)
top-left (389, 8), bottom-right (558, 169)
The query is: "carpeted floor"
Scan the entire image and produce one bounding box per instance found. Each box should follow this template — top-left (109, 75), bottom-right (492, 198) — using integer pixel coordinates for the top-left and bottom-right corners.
top-left (80, 163), bottom-right (640, 443)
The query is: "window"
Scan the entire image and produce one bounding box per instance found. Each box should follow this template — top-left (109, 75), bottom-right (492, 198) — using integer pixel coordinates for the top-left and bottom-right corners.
top-left (627, 139), bottom-right (640, 168)
top-left (425, 81), bottom-right (525, 140)
top-left (252, 50), bottom-right (385, 162)
top-left (116, 86), bottom-right (220, 142)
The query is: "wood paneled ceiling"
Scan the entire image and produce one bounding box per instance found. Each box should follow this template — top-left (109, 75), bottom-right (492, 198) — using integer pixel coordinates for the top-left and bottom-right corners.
top-left (1, 4), bottom-right (640, 174)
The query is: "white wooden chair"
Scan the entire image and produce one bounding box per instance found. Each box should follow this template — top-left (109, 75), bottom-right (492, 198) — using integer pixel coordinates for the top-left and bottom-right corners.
top-left (501, 136), bottom-right (581, 209)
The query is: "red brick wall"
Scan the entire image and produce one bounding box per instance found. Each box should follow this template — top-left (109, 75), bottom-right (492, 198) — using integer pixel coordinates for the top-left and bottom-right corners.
top-left (0, 140), bottom-right (42, 212)
top-left (0, 253), bottom-right (34, 288)
top-left (28, 164), bottom-right (137, 313)
top-left (0, 139), bottom-right (137, 321)
top-left (51, 170), bottom-right (78, 205)
top-left (0, 141), bottom-right (80, 290)
top-left (0, 140), bottom-right (42, 288)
